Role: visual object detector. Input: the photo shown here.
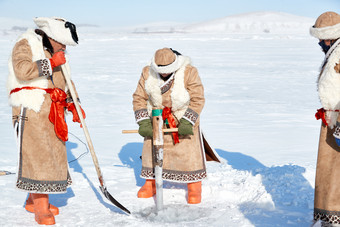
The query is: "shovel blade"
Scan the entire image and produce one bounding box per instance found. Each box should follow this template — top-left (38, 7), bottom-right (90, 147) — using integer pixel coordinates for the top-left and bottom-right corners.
top-left (99, 186), bottom-right (131, 214)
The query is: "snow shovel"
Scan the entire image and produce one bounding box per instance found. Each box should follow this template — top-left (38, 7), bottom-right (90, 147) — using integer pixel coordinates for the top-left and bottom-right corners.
top-left (61, 64), bottom-right (130, 214)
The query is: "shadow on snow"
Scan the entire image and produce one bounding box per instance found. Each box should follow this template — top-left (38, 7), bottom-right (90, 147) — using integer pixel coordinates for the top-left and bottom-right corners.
top-left (50, 137), bottom-right (126, 214)
top-left (118, 142), bottom-right (187, 190)
top-left (216, 149), bottom-right (314, 227)
top-left (117, 142), bottom-right (315, 226)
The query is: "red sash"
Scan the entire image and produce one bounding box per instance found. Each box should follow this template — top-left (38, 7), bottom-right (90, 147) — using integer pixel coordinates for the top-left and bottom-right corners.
top-left (315, 108), bottom-right (340, 126)
top-left (162, 107), bottom-right (179, 144)
top-left (10, 86), bottom-right (83, 142)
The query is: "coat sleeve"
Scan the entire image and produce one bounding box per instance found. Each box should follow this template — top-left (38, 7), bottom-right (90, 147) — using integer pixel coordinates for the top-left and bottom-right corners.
top-left (12, 39), bottom-right (52, 81)
top-left (132, 66), bottom-right (150, 123)
top-left (182, 65), bottom-right (205, 125)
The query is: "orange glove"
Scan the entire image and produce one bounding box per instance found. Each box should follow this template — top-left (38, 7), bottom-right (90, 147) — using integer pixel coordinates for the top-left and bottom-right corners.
top-left (67, 102), bottom-right (86, 127)
top-left (49, 51), bottom-right (66, 69)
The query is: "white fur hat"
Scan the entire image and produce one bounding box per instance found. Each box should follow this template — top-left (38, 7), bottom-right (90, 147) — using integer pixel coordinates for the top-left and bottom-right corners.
top-left (310, 11), bottom-right (340, 40)
top-left (33, 17), bottom-right (78, 46)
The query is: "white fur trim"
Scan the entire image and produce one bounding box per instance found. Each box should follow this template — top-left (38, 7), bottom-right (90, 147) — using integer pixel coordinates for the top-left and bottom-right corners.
top-left (318, 43), bottom-right (340, 128)
top-left (151, 54), bottom-right (182, 74)
top-left (310, 23), bottom-right (340, 40)
top-left (7, 29), bottom-right (48, 112)
top-left (145, 56), bottom-right (191, 119)
top-left (34, 17), bottom-right (77, 46)
top-left (7, 29), bottom-right (71, 113)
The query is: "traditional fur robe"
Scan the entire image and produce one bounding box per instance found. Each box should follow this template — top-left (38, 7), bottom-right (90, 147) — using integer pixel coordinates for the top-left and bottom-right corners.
top-left (314, 42), bottom-right (340, 224)
top-left (133, 56), bottom-right (217, 183)
top-left (7, 29), bottom-right (74, 193)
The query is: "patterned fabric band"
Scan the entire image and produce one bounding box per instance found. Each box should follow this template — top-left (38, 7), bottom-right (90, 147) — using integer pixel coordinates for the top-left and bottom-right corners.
top-left (314, 208), bottom-right (340, 225)
top-left (135, 109), bottom-right (150, 123)
top-left (16, 176), bottom-right (72, 193)
top-left (36, 58), bottom-right (53, 77)
top-left (183, 108), bottom-right (199, 125)
top-left (141, 167), bottom-right (207, 183)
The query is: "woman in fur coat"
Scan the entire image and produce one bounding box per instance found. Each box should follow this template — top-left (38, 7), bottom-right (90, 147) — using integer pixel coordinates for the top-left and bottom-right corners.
top-left (7, 17), bottom-right (83, 225)
top-left (310, 12), bottom-right (340, 226)
top-left (133, 48), bottom-right (218, 204)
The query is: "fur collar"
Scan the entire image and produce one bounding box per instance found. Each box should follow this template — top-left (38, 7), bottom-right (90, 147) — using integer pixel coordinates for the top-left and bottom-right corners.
top-left (145, 56), bottom-right (191, 120)
top-left (318, 43), bottom-right (340, 127)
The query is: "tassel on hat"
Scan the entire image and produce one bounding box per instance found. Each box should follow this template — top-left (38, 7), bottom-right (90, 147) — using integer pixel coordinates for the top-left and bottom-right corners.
top-left (33, 17), bottom-right (78, 46)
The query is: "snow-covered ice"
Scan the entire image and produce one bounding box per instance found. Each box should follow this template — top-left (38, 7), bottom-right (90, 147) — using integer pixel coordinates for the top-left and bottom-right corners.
top-left (0, 12), bottom-right (323, 226)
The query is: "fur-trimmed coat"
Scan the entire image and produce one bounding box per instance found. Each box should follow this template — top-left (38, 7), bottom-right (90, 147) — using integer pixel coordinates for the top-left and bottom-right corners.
top-left (7, 29), bottom-right (76, 193)
top-left (314, 43), bottom-right (340, 223)
top-left (133, 58), bottom-right (207, 183)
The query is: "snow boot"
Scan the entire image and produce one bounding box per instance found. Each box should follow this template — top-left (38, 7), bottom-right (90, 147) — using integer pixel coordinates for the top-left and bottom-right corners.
top-left (25, 193), bottom-right (59, 216)
top-left (137, 179), bottom-right (156, 198)
top-left (187, 181), bottom-right (202, 204)
top-left (32, 193), bottom-right (55, 225)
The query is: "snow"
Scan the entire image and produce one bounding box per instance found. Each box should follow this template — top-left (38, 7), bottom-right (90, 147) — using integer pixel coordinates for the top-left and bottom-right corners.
top-left (0, 12), bottom-right (323, 226)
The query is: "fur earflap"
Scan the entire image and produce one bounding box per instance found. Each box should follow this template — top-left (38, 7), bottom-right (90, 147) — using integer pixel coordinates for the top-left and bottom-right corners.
top-left (34, 17), bottom-right (78, 46)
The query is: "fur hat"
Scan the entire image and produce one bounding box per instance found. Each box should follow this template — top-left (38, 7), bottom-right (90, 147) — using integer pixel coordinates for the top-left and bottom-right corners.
top-left (154, 48), bottom-right (176, 66)
top-left (310, 11), bottom-right (340, 40)
top-left (33, 17), bottom-right (78, 46)
top-left (151, 48), bottom-right (184, 74)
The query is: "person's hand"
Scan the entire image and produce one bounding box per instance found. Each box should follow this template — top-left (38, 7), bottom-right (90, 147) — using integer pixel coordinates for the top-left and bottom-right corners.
top-left (334, 124), bottom-right (340, 146)
top-left (178, 118), bottom-right (193, 136)
top-left (138, 119), bottom-right (153, 137)
top-left (49, 51), bottom-right (66, 69)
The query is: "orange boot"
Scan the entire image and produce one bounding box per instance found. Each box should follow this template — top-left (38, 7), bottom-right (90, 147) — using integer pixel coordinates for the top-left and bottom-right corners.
top-left (25, 193), bottom-right (59, 216)
top-left (187, 181), bottom-right (202, 204)
top-left (32, 193), bottom-right (55, 225)
top-left (137, 179), bottom-right (156, 198)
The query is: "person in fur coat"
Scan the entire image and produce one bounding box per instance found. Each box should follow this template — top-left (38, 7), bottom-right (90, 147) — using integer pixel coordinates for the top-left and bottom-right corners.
top-left (310, 12), bottom-right (340, 226)
top-left (7, 17), bottom-right (83, 225)
top-left (133, 47), bottom-right (216, 204)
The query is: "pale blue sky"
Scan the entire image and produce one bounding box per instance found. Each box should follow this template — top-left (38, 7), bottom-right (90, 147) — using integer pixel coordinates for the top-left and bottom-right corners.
top-left (0, 0), bottom-right (338, 27)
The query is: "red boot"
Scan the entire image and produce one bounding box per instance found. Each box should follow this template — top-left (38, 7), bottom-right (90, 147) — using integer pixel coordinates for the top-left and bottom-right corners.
top-left (137, 179), bottom-right (156, 198)
top-left (187, 181), bottom-right (202, 204)
top-left (32, 194), bottom-right (55, 225)
top-left (25, 193), bottom-right (59, 216)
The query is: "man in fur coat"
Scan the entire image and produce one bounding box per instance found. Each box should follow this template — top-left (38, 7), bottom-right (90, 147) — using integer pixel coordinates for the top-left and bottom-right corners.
top-left (133, 48), bottom-right (219, 204)
top-left (310, 12), bottom-right (340, 226)
top-left (7, 17), bottom-right (83, 225)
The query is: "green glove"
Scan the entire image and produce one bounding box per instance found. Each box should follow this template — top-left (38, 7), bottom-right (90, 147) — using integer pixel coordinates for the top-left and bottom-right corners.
top-left (138, 119), bottom-right (153, 137)
top-left (178, 118), bottom-right (194, 136)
